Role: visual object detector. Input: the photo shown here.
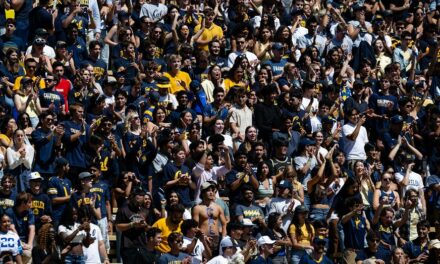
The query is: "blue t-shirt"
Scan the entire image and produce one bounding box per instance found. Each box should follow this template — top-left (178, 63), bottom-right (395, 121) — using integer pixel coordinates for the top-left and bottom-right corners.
top-left (403, 238), bottom-right (429, 260)
top-left (47, 177), bottom-right (72, 221)
top-left (264, 58), bottom-right (287, 76)
top-left (300, 254), bottom-right (334, 264)
top-left (62, 120), bottom-right (90, 168)
top-left (39, 89), bottom-right (65, 115)
top-left (91, 179), bottom-right (111, 218)
top-left (342, 215), bottom-right (367, 250)
top-left (0, 191), bottom-right (17, 212)
top-left (29, 191), bottom-right (52, 227)
top-left (6, 208), bottom-right (35, 241)
top-left (162, 162), bottom-right (192, 207)
top-left (250, 255), bottom-right (274, 264)
top-left (158, 252), bottom-right (190, 264)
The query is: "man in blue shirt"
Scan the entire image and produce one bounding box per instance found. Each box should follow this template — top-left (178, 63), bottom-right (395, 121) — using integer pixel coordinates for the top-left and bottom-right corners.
top-left (70, 171), bottom-right (102, 223)
top-left (90, 163), bottom-right (111, 251)
top-left (47, 157), bottom-right (72, 228)
top-left (27, 172), bottom-right (52, 230)
top-left (264, 43), bottom-right (287, 77)
top-left (300, 237), bottom-right (334, 264)
top-left (62, 103), bottom-right (90, 186)
top-left (250, 236), bottom-right (276, 264)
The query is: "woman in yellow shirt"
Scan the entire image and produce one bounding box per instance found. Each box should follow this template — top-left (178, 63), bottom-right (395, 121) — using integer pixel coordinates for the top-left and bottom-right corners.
top-left (224, 60), bottom-right (249, 92)
top-left (289, 205), bottom-right (315, 264)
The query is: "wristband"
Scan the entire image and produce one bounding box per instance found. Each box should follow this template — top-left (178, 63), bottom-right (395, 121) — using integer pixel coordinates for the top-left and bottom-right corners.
top-left (129, 222), bottom-right (134, 228)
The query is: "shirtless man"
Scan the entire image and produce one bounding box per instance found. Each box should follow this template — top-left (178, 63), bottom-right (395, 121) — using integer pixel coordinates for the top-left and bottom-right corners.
top-left (192, 181), bottom-right (227, 256)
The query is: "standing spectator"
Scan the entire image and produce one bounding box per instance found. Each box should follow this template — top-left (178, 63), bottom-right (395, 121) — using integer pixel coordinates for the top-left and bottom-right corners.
top-left (7, 192), bottom-right (35, 264)
top-left (47, 158), bottom-right (72, 228)
top-left (254, 85), bottom-right (282, 143)
top-left (289, 205), bottom-right (314, 264)
top-left (61, 103), bottom-right (89, 184)
top-left (250, 236), bottom-right (276, 264)
top-left (6, 129), bottom-right (34, 192)
top-left (140, 0), bottom-right (168, 23)
top-left (341, 107), bottom-right (368, 168)
top-left (146, 227), bottom-right (163, 263)
top-left (164, 54), bottom-right (192, 94)
top-left (152, 203), bottom-right (185, 253)
top-left (115, 186), bottom-right (149, 263)
top-left (31, 223), bottom-right (61, 264)
top-left (27, 172), bottom-right (52, 229)
top-left (13, 78), bottom-right (42, 128)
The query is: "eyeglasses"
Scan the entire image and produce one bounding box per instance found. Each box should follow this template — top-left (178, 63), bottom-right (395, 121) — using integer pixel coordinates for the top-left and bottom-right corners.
top-left (132, 116), bottom-right (140, 120)
top-left (45, 79), bottom-right (54, 83)
top-left (382, 178), bottom-right (391, 182)
top-left (45, 118), bottom-right (53, 122)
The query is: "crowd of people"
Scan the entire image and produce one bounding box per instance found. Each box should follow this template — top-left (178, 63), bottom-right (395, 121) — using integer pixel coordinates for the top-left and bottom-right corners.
top-left (0, 0), bottom-right (439, 263)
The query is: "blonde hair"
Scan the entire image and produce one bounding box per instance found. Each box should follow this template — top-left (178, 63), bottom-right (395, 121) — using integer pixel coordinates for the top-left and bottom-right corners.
top-left (124, 111), bottom-right (139, 133)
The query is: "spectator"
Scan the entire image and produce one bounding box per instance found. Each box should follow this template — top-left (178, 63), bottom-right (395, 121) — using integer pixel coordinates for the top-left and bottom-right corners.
top-left (0, 214), bottom-right (23, 264)
top-left (152, 203), bottom-right (185, 253)
top-left (115, 186), bottom-right (149, 263)
top-left (7, 192), bottom-right (35, 264)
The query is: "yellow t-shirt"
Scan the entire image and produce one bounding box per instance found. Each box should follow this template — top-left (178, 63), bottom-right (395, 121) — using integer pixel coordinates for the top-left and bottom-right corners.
top-left (152, 217), bottom-right (182, 253)
top-left (194, 23), bottom-right (224, 51)
top-left (223, 78), bottom-right (249, 92)
top-left (13, 76), bottom-right (46, 91)
top-left (164, 71), bottom-right (192, 94)
top-left (289, 223), bottom-right (314, 247)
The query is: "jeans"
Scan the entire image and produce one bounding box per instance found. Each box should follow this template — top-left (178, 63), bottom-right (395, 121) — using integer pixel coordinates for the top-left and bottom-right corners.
top-left (309, 207), bottom-right (329, 222)
top-left (64, 254), bottom-right (85, 264)
top-left (291, 249), bottom-right (310, 264)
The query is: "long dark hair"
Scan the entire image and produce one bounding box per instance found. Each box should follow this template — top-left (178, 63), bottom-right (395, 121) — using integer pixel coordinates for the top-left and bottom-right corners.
top-left (292, 209), bottom-right (313, 240)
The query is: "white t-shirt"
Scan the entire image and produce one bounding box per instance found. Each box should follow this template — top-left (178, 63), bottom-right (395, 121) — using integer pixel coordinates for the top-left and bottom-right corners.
top-left (227, 51), bottom-right (258, 68)
top-left (300, 97), bottom-right (319, 113)
top-left (342, 123), bottom-right (368, 160)
top-left (83, 223), bottom-right (103, 264)
top-left (395, 171), bottom-right (424, 195)
top-left (207, 255), bottom-right (230, 264)
top-left (268, 197), bottom-right (301, 233)
top-left (0, 231), bottom-right (22, 256)
top-left (58, 223), bottom-right (87, 244)
top-left (182, 236), bottom-right (204, 264)
top-left (25, 45), bottom-right (56, 59)
top-left (193, 163), bottom-right (229, 203)
top-left (139, 3), bottom-right (168, 22)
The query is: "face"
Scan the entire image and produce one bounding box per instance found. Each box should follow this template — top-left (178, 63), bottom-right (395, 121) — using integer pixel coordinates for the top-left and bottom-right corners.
top-left (314, 132), bottom-right (323, 145)
top-left (182, 112), bottom-right (193, 125)
top-left (29, 180), bottom-right (42, 194)
top-left (244, 190), bottom-right (254, 202)
top-left (348, 183), bottom-right (360, 195)
top-left (81, 177), bottom-right (93, 188)
top-left (367, 237), bottom-right (380, 251)
top-left (237, 38), bottom-right (246, 51)
top-left (170, 58), bottom-right (181, 70)
top-left (14, 130), bottom-right (25, 145)
top-left (233, 66), bottom-right (244, 81)
top-left (174, 150), bottom-right (186, 163)
top-left (1, 178), bottom-right (13, 192)
top-left (203, 186), bottom-right (216, 200)
top-left (73, 107), bottom-right (84, 120)
top-left (0, 215), bottom-right (11, 231)
top-left (417, 226), bottom-right (428, 238)
top-left (261, 164), bottom-right (269, 175)
top-left (26, 62), bottom-right (37, 75)
top-left (170, 211), bottom-right (184, 224)
top-left (246, 127), bottom-right (257, 141)
top-left (169, 192), bottom-right (179, 205)
top-left (210, 42), bottom-right (221, 55)
top-left (393, 248), bottom-right (406, 264)
top-left (214, 120), bottom-right (225, 133)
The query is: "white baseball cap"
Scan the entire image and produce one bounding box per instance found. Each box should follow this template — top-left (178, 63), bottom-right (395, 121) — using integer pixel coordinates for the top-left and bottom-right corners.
top-left (28, 172), bottom-right (42, 181)
top-left (257, 236), bottom-right (276, 246)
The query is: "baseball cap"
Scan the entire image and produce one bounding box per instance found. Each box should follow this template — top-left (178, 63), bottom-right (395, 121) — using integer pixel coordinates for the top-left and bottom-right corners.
top-left (272, 42), bottom-right (284, 51)
top-left (313, 237), bottom-right (328, 245)
top-left (35, 28), bottom-right (49, 37)
top-left (28, 172), bottom-right (42, 181)
top-left (295, 205), bottom-right (309, 214)
top-left (241, 218), bottom-right (255, 227)
top-left (156, 77), bottom-right (171, 90)
top-left (55, 157), bottom-right (68, 167)
top-left (299, 137), bottom-right (316, 146)
top-left (390, 115), bottom-right (404, 124)
top-left (257, 236), bottom-right (276, 246)
top-left (148, 91), bottom-right (160, 102)
top-left (220, 237), bottom-right (234, 248)
top-left (201, 181), bottom-right (217, 191)
top-left (132, 186), bottom-right (147, 196)
top-left (79, 171), bottom-right (94, 180)
top-left (429, 239), bottom-right (440, 250)
top-left (278, 180), bottom-right (292, 189)
top-left (103, 76), bottom-right (117, 86)
top-left (56, 41), bottom-right (67, 49)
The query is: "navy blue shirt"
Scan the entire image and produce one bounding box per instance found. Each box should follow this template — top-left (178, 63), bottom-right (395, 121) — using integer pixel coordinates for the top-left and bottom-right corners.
top-left (31, 128), bottom-right (60, 174)
top-left (342, 215), bottom-right (367, 250)
top-left (0, 190), bottom-right (17, 211)
top-left (250, 255), bottom-right (274, 264)
top-left (162, 162), bottom-right (192, 207)
top-left (6, 208), bottom-right (35, 241)
top-left (226, 168), bottom-right (257, 204)
top-left (82, 58), bottom-right (108, 84)
top-left (29, 191), bottom-right (52, 227)
top-left (62, 120), bottom-right (90, 168)
top-left (91, 179), bottom-right (111, 218)
top-left (39, 89), bottom-right (65, 115)
top-left (300, 254), bottom-right (334, 264)
top-left (47, 176), bottom-right (72, 221)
